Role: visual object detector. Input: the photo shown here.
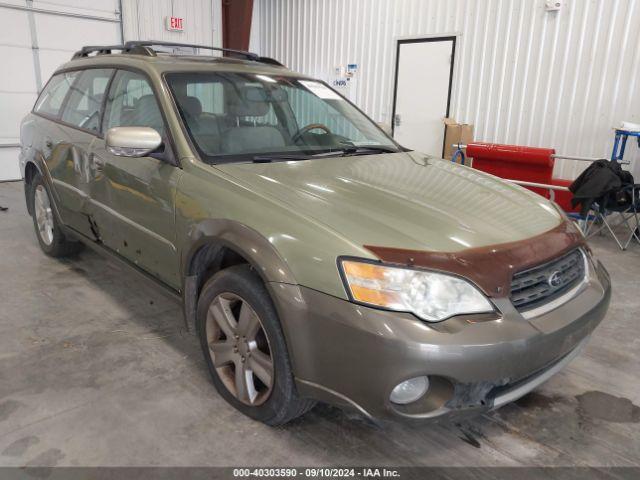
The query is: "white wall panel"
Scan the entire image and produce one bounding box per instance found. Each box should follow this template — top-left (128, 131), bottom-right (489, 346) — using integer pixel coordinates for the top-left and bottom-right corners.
top-left (122, 0), bottom-right (222, 48)
top-left (36, 14), bottom-right (121, 81)
top-left (1, 0), bottom-right (221, 181)
top-left (250, 0), bottom-right (640, 180)
top-left (0, 0), bottom-right (121, 181)
top-left (0, 0), bottom-right (118, 15)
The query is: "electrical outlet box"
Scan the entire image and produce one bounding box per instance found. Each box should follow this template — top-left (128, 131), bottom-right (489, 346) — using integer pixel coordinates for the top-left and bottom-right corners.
top-left (545, 0), bottom-right (562, 11)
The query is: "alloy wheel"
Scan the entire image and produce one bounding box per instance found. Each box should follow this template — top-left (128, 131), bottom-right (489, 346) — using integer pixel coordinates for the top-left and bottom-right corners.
top-left (206, 292), bottom-right (274, 406)
top-left (34, 184), bottom-right (54, 246)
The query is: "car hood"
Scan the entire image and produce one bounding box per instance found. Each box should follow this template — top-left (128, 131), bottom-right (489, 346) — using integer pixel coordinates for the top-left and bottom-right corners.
top-left (215, 151), bottom-right (563, 253)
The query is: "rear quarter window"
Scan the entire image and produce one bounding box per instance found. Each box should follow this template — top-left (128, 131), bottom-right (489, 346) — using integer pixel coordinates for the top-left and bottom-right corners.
top-left (33, 71), bottom-right (80, 117)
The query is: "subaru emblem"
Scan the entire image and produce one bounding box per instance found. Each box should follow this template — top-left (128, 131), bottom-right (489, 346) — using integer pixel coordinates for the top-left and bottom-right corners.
top-left (548, 271), bottom-right (562, 288)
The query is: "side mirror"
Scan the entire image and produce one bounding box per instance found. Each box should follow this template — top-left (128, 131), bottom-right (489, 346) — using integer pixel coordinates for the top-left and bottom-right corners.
top-left (106, 127), bottom-right (162, 157)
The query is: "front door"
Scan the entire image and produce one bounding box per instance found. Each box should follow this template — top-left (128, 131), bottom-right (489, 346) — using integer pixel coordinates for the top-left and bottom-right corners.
top-left (392, 37), bottom-right (456, 157)
top-left (90, 69), bottom-right (182, 289)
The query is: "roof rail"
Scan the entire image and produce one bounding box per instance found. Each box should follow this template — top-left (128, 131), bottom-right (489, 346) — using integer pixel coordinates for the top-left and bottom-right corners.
top-left (72, 45), bottom-right (125, 58)
top-left (71, 44), bottom-right (154, 59)
top-left (71, 40), bottom-right (284, 67)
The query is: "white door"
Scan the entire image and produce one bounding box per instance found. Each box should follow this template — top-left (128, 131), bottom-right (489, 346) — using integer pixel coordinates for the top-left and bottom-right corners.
top-left (0, 1), bottom-right (121, 181)
top-left (392, 37), bottom-right (455, 158)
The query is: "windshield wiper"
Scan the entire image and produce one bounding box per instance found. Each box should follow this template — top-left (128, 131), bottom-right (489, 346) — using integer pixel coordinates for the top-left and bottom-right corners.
top-left (251, 144), bottom-right (399, 163)
top-left (252, 153), bottom-right (311, 163)
top-left (337, 141), bottom-right (400, 155)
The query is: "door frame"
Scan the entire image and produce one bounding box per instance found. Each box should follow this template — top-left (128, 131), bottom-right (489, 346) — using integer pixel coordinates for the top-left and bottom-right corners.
top-left (390, 33), bottom-right (459, 157)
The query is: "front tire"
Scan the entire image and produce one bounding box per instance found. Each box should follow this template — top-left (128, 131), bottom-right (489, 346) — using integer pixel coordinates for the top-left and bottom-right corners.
top-left (29, 173), bottom-right (83, 257)
top-left (196, 264), bottom-right (314, 425)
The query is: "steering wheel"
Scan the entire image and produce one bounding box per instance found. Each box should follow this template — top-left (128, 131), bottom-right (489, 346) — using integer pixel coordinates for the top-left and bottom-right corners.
top-left (292, 123), bottom-right (332, 143)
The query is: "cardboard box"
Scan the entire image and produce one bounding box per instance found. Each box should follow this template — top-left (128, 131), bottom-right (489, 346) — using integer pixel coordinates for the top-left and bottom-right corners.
top-left (443, 118), bottom-right (474, 164)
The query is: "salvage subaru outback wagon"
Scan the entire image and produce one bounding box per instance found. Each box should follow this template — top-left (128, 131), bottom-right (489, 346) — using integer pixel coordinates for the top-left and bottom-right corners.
top-left (19, 41), bottom-right (611, 425)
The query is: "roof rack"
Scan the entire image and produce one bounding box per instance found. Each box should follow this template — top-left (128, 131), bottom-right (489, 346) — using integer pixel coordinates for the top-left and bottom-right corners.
top-left (71, 40), bottom-right (284, 67)
top-left (71, 44), bottom-right (147, 58)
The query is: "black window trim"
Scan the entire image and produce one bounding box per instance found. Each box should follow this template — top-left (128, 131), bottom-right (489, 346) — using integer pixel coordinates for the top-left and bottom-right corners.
top-left (32, 64), bottom-right (180, 168)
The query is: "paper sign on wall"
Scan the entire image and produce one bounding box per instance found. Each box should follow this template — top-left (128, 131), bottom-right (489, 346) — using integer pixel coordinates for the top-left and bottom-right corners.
top-left (327, 63), bottom-right (359, 103)
top-left (299, 80), bottom-right (342, 100)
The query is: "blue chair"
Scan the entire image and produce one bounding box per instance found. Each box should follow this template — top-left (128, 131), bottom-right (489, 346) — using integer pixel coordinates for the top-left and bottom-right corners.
top-left (611, 128), bottom-right (640, 163)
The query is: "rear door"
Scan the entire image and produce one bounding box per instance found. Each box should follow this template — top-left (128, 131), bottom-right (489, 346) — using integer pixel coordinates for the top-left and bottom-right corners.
top-left (30, 71), bottom-right (80, 222)
top-left (89, 69), bottom-right (182, 288)
top-left (38, 68), bottom-right (113, 238)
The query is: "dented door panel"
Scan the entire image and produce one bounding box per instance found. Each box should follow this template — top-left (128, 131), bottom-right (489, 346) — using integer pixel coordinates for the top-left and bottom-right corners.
top-left (43, 120), bottom-right (98, 239)
top-left (89, 139), bottom-right (183, 289)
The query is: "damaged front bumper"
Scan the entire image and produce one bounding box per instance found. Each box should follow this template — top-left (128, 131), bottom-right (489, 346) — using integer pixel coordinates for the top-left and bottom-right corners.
top-left (270, 258), bottom-right (611, 422)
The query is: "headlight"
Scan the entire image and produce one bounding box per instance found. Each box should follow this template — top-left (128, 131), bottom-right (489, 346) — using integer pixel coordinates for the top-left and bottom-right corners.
top-left (340, 259), bottom-right (493, 322)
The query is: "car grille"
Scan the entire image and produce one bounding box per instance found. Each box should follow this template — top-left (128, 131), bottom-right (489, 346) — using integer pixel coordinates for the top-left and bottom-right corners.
top-left (510, 249), bottom-right (585, 312)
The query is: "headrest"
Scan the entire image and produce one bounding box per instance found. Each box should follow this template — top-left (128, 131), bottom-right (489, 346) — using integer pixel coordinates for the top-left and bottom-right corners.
top-left (134, 95), bottom-right (163, 129)
top-left (229, 86), bottom-right (270, 117)
top-left (269, 89), bottom-right (288, 102)
top-left (90, 92), bottom-right (104, 106)
top-left (136, 94), bottom-right (158, 113)
top-left (180, 95), bottom-right (203, 118)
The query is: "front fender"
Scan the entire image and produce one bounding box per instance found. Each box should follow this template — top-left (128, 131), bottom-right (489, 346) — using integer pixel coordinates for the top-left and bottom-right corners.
top-left (180, 218), bottom-right (299, 333)
top-left (181, 218), bottom-right (297, 285)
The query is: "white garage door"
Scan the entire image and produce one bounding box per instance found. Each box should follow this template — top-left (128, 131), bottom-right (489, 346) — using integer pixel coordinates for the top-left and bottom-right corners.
top-left (0, 0), bottom-right (122, 181)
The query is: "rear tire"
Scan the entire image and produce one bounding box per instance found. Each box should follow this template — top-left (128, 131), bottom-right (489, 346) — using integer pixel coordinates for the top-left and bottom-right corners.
top-left (29, 173), bottom-right (83, 257)
top-left (197, 264), bottom-right (315, 425)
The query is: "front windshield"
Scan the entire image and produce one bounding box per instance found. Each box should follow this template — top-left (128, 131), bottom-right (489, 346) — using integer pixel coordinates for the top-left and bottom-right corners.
top-left (165, 72), bottom-right (401, 163)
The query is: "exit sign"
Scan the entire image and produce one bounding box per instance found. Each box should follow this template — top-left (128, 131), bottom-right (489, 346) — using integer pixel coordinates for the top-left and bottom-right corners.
top-left (165, 16), bottom-right (184, 31)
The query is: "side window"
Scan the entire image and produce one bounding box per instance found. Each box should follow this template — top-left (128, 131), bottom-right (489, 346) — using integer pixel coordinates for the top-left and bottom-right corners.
top-left (60, 69), bottom-right (113, 132)
top-left (33, 71), bottom-right (80, 117)
top-left (104, 70), bottom-right (164, 135)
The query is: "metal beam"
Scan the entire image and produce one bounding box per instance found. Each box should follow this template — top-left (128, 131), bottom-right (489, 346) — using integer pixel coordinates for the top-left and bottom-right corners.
top-left (117, 0), bottom-right (125, 42)
top-left (25, 0), bottom-right (42, 91)
top-left (0, 2), bottom-right (121, 23)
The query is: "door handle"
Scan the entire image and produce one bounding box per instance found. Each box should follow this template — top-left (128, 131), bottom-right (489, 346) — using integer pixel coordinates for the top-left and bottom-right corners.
top-left (394, 114), bottom-right (402, 127)
top-left (92, 154), bottom-right (106, 173)
top-left (93, 155), bottom-right (105, 172)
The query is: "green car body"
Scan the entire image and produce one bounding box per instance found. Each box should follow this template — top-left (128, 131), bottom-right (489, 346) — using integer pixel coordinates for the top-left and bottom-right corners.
top-left (20, 46), bottom-right (611, 424)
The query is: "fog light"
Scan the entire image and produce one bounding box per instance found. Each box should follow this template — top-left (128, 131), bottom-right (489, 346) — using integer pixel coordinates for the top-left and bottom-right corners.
top-left (390, 376), bottom-right (429, 405)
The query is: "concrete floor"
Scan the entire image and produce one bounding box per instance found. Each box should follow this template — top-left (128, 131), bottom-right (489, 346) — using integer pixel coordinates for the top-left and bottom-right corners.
top-left (0, 180), bottom-right (639, 468)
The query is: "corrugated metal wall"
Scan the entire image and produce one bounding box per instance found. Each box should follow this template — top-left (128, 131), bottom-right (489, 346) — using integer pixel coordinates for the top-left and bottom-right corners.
top-left (122, 0), bottom-right (222, 48)
top-left (250, 0), bottom-right (640, 179)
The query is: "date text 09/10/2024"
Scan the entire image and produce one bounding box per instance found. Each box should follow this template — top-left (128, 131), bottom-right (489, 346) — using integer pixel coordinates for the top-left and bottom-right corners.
top-left (232, 468), bottom-right (401, 478)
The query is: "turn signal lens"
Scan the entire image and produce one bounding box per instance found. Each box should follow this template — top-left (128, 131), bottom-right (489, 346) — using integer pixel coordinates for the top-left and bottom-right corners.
top-left (340, 259), bottom-right (493, 322)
